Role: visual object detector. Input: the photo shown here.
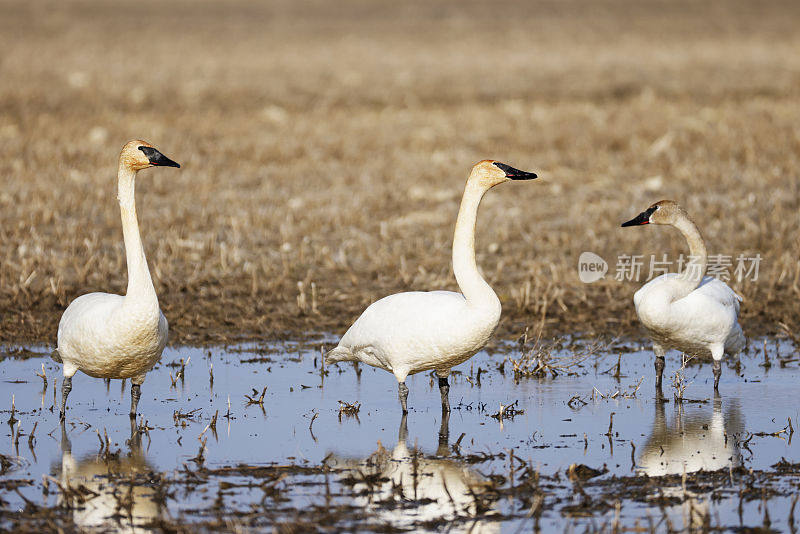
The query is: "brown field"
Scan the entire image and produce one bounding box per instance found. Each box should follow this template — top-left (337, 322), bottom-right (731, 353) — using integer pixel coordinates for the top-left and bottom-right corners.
top-left (1, 0), bottom-right (799, 346)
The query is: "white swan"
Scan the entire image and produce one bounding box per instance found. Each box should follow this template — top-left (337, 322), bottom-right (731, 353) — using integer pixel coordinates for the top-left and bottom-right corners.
top-left (326, 160), bottom-right (537, 413)
top-left (621, 200), bottom-right (745, 391)
top-left (54, 140), bottom-right (180, 419)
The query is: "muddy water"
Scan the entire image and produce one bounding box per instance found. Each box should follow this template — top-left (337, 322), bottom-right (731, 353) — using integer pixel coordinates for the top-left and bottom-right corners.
top-left (1, 337), bottom-right (799, 532)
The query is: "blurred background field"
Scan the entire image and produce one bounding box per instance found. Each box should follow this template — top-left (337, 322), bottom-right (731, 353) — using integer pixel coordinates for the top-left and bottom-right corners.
top-left (1, 0), bottom-right (799, 345)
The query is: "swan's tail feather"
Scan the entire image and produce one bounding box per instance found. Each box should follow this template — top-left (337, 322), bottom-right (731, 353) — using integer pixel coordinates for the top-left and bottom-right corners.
top-left (726, 324), bottom-right (746, 356)
top-left (51, 348), bottom-right (62, 364)
top-left (325, 346), bottom-right (353, 365)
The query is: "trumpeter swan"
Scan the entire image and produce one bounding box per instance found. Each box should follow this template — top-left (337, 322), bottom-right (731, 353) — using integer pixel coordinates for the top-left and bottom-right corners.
top-left (54, 140), bottom-right (180, 420)
top-left (326, 160), bottom-right (537, 413)
top-left (621, 200), bottom-right (745, 391)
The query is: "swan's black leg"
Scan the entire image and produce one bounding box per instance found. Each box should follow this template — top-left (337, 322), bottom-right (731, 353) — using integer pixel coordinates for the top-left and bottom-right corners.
top-left (130, 383), bottom-right (141, 418)
top-left (712, 360), bottom-right (722, 391)
top-left (60, 376), bottom-right (72, 421)
top-left (438, 376), bottom-right (451, 413)
top-left (654, 356), bottom-right (665, 388)
top-left (398, 382), bottom-right (409, 414)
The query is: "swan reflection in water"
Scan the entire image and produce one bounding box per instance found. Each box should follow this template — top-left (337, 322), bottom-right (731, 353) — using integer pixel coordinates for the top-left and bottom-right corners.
top-left (637, 396), bottom-right (744, 529)
top-left (56, 420), bottom-right (163, 533)
top-left (331, 412), bottom-right (501, 533)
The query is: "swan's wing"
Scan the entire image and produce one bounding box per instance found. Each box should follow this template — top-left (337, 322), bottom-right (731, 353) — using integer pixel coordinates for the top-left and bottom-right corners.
top-left (341, 290), bottom-right (466, 343)
top-left (426, 290), bottom-right (468, 302)
top-left (337, 291), bottom-right (467, 354)
top-left (634, 274), bottom-right (743, 354)
top-left (633, 273), bottom-right (680, 308)
top-left (635, 274), bottom-right (741, 315)
top-left (672, 277), bottom-right (743, 349)
top-left (693, 276), bottom-right (742, 315)
top-left (59, 293), bottom-right (123, 329)
top-left (58, 292), bottom-right (124, 344)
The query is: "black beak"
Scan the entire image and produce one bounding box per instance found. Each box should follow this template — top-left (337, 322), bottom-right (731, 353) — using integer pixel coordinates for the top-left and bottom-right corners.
top-left (138, 146), bottom-right (181, 168)
top-left (621, 206), bottom-right (656, 227)
top-left (493, 162), bottom-right (537, 180)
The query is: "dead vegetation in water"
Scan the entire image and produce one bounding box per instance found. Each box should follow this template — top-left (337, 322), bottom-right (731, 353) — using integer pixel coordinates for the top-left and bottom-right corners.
top-left (1, 0), bottom-right (799, 347)
top-left (490, 400), bottom-right (525, 421)
top-left (587, 377), bottom-right (645, 403)
top-left (507, 329), bottom-right (610, 380)
top-left (244, 386), bottom-right (268, 407)
top-left (337, 400), bottom-right (361, 420)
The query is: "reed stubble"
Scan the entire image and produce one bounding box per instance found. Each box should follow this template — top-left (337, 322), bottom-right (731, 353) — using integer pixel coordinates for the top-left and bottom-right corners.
top-left (1, 0), bottom-right (799, 346)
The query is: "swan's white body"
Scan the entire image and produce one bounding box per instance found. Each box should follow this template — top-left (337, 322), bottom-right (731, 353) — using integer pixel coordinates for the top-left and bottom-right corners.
top-left (330, 288), bottom-right (499, 382)
top-left (634, 273), bottom-right (744, 360)
top-left (57, 293), bottom-right (168, 381)
top-left (55, 140), bottom-right (178, 417)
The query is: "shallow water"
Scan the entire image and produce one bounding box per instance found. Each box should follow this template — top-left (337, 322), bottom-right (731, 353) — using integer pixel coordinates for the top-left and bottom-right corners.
top-left (1, 337), bottom-right (798, 532)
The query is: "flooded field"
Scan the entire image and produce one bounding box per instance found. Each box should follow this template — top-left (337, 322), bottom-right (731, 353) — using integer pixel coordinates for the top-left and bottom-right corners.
top-left (1, 336), bottom-right (799, 532)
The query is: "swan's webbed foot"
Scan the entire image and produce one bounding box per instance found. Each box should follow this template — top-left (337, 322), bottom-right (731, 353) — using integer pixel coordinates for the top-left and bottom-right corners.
top-left (712, 360), bottom-right (722, 391)
top-left (60, 376), bottom-right (72, 421)
top-left (398, 382), bottom-right (409, 414)
top-left (438, 376), bottom-right (451, 413)
top-left (130, 383), bottom-right (142, 418)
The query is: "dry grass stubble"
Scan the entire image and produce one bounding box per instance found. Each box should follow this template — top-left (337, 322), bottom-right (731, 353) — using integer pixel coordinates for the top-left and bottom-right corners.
top-left (1, 0), bottom-right (799, 345)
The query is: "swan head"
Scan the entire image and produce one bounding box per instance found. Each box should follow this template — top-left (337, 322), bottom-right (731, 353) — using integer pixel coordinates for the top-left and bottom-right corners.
top-left (120, 140), bottom-right (181, 171)
top-left (469, 160), bottom-right (537, 188)
top-left (621, 199), bottom-right (682, 227)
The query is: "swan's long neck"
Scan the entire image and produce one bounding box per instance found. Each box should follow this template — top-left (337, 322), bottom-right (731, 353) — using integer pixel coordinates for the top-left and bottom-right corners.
top-left (117, 165), bottom-right (157, 305)
top-left (452, 180), bottom-right (499, 307)
top-left (671, 213), bottom-right (707, 300)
